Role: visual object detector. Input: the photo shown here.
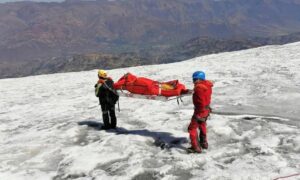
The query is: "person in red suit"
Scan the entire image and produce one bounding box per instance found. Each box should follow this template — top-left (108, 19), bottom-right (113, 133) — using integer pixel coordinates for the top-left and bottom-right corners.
top-left (188, 71), bottom-right (213, 153)
top-left (95, 70), bottom-right (119, 129)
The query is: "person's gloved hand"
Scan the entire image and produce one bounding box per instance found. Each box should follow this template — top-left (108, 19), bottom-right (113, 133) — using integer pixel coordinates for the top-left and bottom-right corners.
top-left (208, 106), bottom-right (212, 113)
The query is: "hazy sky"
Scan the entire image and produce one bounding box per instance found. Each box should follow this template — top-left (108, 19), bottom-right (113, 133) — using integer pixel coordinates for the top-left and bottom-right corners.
top-left (0, 0), bottom-right (64, 3)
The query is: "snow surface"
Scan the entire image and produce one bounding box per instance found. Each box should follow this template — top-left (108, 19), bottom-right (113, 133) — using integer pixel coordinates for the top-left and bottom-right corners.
top-left (0, 42), bottom-right (300, 180)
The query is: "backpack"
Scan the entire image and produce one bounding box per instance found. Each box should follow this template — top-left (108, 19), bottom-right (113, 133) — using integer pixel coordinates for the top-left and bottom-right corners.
top-left (95, 83), bottom-right (102, 97)
top-left (103, 80), bottom-right (119, 105)
top-left (109, 89), bottom-right (119, 104)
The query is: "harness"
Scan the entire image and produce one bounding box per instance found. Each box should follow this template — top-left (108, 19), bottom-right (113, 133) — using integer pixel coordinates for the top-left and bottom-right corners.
top-left (193, 105), bottom-right (212, 123)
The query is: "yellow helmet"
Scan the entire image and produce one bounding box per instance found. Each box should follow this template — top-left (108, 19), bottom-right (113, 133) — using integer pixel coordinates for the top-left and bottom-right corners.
top-left (98, 69), bottom-right (107, 78)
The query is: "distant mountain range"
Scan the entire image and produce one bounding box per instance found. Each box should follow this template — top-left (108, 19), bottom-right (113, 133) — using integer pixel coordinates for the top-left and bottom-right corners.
top-left (158, 32), bottom-right (300, 63)
top-left (2, 32), bottom-right (300, 78)
top-left (1, 0), bottom-right (300, 78)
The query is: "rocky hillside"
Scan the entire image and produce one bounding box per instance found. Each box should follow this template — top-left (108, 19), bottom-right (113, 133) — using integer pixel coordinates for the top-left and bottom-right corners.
top-left (1, 0), bottom-right (300, 78)
top-left (158, 32), bottom-right (300, 63)
top-left (0, 52), bottom-right (149, 78)
top-left (2, 32), bottom-right (300, 79)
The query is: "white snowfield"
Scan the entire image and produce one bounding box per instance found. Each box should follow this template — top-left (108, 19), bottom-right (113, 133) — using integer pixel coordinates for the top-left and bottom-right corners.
top-left (0, 42), bottom-right (300, 180)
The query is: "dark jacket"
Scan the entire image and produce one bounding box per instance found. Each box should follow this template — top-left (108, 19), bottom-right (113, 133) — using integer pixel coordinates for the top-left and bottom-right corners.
top-left (95, 77), bottom-right (119, 106)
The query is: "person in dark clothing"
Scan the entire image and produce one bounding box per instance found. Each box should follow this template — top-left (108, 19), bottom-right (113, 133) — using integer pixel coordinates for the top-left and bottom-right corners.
top-left (95, 69), bottom-right (119, 129)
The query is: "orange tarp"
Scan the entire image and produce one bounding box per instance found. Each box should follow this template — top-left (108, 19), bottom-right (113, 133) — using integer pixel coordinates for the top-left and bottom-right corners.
top-left (114, 73), bottom-right (188, 97)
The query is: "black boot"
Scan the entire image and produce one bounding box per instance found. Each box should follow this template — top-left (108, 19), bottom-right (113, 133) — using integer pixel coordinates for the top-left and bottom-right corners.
top-left (199, 135), bottom-right (208, 149)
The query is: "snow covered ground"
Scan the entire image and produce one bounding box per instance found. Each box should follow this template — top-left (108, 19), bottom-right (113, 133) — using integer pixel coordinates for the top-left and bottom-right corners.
top-left (0, 42), bottom-right (300, 180)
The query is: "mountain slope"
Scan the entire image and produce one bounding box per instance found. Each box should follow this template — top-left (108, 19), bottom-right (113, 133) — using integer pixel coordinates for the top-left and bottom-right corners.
top-left (3, 32), bottom-right (300, 79)
top-left (1, 0), bottom-right (300, 70)
top-left (0, 42), bottom-right (299, 179)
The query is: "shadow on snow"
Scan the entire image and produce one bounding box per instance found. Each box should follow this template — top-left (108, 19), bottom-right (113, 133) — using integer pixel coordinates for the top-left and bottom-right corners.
top-left (78, 120), bottom-right (188, 150)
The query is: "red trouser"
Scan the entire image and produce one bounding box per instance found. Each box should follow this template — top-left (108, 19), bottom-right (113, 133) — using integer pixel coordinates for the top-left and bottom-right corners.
top-left (188, 118), bottom-right (207, 149)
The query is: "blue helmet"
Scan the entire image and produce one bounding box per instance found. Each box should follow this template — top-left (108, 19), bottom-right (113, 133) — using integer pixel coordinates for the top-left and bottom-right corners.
top-left (192, 71), bottom-right (205, 81)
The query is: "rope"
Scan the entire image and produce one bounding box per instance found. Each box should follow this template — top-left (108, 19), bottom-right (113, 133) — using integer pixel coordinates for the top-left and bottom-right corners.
top-left (102, 81), bottom-right (119, 96)
top-left (117, 101), bottom-right (120, 112)
top-left (273, 173), bottom-right (300, 180)
top-left (102, 80), bottom-right (120, 111)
